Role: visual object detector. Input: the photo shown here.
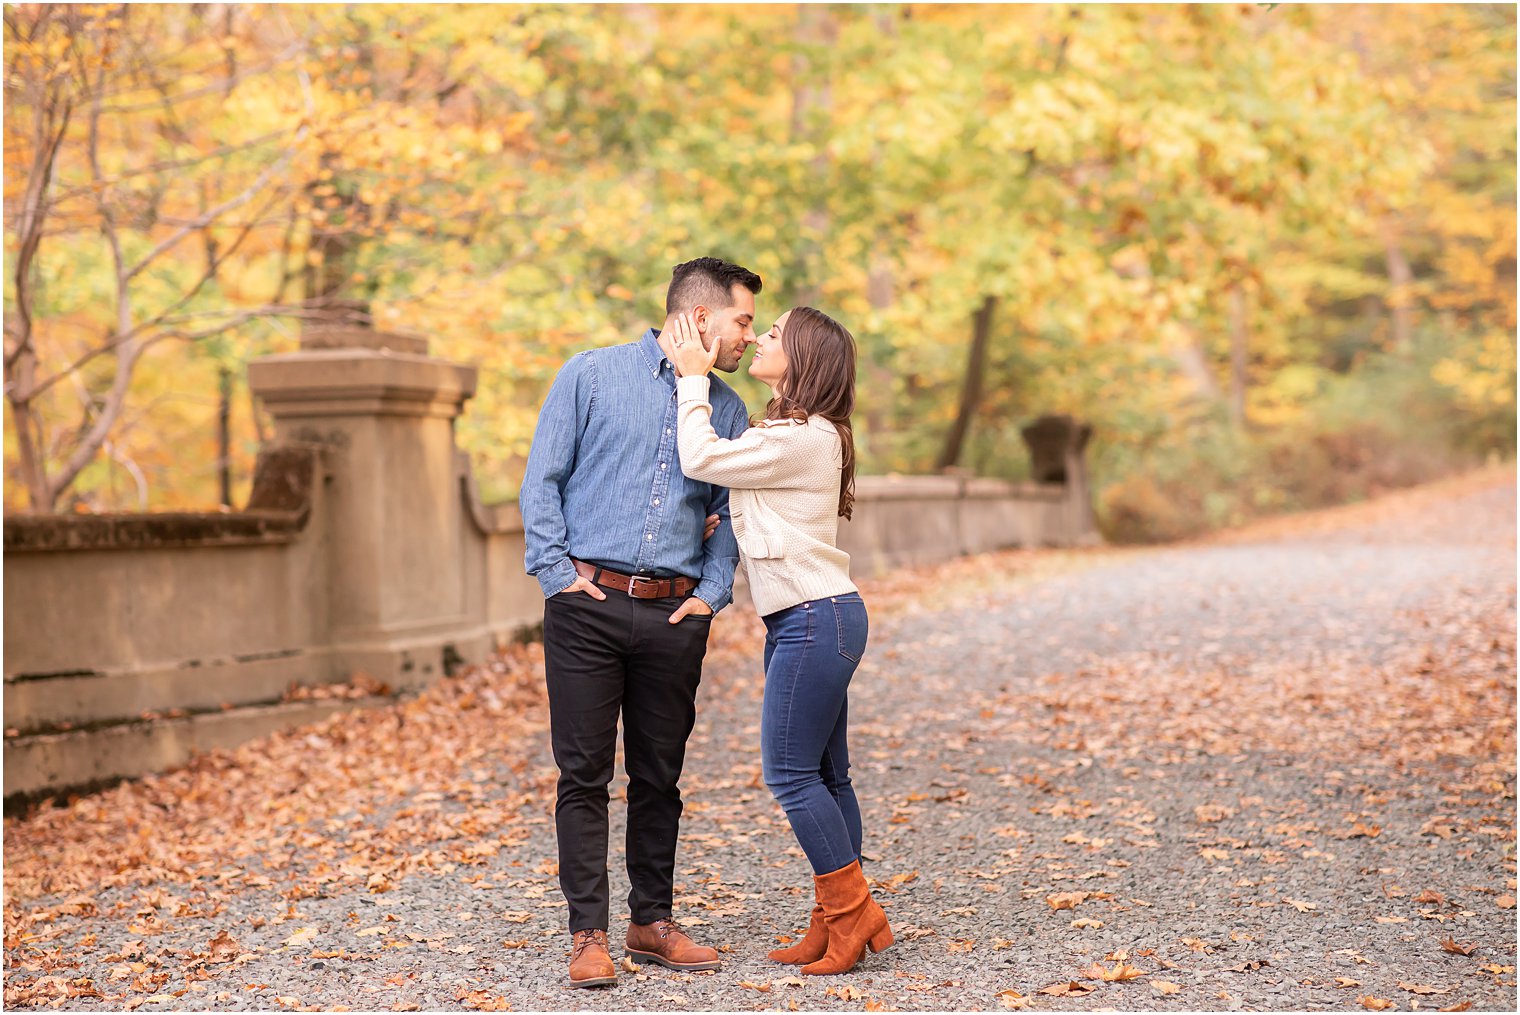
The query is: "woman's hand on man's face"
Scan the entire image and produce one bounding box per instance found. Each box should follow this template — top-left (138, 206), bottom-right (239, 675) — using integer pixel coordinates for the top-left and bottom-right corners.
top-left (669, 312), bottom-right (720, 378)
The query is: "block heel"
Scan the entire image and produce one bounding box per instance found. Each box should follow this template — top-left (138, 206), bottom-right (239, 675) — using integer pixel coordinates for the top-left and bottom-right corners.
top-left (800, 861), bottom-right (897, 975)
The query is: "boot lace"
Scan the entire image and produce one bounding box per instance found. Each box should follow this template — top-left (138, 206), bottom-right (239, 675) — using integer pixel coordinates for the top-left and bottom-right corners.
top-left (572, 929), bottom-right (606, 959)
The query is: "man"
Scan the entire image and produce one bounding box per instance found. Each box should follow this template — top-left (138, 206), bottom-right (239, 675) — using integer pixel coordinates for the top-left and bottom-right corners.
top-left (520, 257), bottom-right (760, 988)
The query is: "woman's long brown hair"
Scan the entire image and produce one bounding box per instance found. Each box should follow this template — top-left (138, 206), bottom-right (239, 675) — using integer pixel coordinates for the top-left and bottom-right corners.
top-left (761, 306), bottom-right (858, 520)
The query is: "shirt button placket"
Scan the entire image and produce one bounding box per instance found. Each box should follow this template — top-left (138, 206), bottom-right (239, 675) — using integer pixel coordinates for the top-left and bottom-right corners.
top-left (642, 399), bottom-right (680, 571)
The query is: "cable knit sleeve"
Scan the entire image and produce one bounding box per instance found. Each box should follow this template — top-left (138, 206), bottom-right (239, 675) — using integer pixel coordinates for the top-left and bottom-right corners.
top-left (676, 375), bottom-right (802, 488)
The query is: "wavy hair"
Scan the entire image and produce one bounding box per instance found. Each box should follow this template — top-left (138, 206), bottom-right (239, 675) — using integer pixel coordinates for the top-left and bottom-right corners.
top-left (761, 306), bottom-right (858, 520)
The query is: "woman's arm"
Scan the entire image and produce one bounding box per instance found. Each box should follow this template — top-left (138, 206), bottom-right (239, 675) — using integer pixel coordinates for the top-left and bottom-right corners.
top-left (676, 376), bottom-right (801, 488)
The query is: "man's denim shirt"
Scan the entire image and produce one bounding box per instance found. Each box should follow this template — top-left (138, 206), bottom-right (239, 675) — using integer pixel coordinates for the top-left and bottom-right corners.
top-left (520, 328), bottom-right (749, 612)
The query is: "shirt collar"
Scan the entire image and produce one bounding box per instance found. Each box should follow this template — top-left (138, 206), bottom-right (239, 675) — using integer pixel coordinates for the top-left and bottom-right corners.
top-left (638, 328), bottom-right (670, 377)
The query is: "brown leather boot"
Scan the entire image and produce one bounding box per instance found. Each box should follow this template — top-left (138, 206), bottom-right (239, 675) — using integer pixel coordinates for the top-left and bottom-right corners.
top-left (800, 861), bottom-right (893, 975)
top-left (567, 929), bottom-right (617, 988)
top-left (768, 901), bottom-right (827, 964)
top-left (625, 918), bottom-right (721, 971)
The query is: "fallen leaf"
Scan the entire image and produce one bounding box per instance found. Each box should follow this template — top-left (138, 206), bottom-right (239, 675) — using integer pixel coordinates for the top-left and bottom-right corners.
top-left (1399, 982), bottom-right (1450, 995)
top-left (1150, 980), bottom-right (1182, 996)
top-left (996, 989), bottom-right (1030, 1010)
top-left (1038, 981), bottom-right (1094, 996)
top-left (1422, 819), bottom-right (1457, 839)
top-left (827, 985), bottom-right (863, 1001)
top-left (1358, 996), bottom-right (1396, 1011)
top-left (1045, 891), bottom-right (1088, 911)
top-left (206, 930), bottom-right (239, 963)
top-left (457, 989), bottom-right (511, 1012)
top-left (1283, 898), bottom-right (1317, 913)
top-left (1071, 918), bottom-right (1103, 929)
top-left (282, 928), bottom-right (318, 948)
top-left (1496, 896), bottom-right (1515, 909)
top-left (876, 870), bottom-right (920, 892)
top-left (1439, 938), bottom-right (1477, 957)
top-left (737, 981), bottom-right (771, 993)
top-left (1438, 1003), bottom-right (1473, 1012)
top-left (620, 956), bottom-right (640, 973)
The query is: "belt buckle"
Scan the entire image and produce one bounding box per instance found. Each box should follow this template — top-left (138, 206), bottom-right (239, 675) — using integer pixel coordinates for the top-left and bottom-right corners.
top-left (626, 575), bottom-right (661, 598)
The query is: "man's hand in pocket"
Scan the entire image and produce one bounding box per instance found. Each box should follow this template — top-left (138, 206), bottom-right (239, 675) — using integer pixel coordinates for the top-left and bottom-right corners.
top-left (669, 596), bottom-right (714, 624)
top-left (559, 577), bottom-right (607, 600)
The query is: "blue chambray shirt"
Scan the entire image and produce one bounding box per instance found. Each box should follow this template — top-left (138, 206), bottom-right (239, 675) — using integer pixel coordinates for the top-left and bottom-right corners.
top-left (519, 328), bottom-right (750, 611)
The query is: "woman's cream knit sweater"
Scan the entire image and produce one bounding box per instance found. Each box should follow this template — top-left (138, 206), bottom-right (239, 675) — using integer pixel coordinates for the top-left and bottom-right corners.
top-left (676, 375), bottom-right (857, 617)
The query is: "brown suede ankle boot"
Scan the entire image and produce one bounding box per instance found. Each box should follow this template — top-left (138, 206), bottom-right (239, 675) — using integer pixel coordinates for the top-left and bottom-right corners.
top-left (768, 901), bottom-right (827, 964)
top-left (800, 861), bottom-right (893, 976)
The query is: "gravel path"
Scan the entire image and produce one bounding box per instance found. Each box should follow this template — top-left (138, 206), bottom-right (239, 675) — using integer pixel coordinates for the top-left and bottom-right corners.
top-left (5, 470), bottom-right (1515, 1012)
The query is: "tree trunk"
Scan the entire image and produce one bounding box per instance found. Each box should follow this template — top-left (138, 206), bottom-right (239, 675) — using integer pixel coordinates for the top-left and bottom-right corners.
top-left (790, 4), bottom-right (837, 306)
top-left (936, 295), bottom-right (998, 471)
top-left (1228, 282), bottom-right (1249, 429)
top-left (7, 370), bottom-right (50, 513)
top-left (1380, 215), bottom-right (1415, 354)
top-left (218, 366), bottom-right (233, 507)
top-left (1172, 327), bottom-right (1224, 401)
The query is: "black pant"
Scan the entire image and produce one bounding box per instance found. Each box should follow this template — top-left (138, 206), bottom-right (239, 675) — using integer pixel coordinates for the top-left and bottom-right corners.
top-left (542, 588), bottom-right (712, 932)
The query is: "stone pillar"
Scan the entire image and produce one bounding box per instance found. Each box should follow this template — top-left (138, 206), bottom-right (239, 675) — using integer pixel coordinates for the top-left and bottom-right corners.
top-left (247, 327), bottom-right (484, 690)
top-left (1020, 414), bottom-right (1100, 544)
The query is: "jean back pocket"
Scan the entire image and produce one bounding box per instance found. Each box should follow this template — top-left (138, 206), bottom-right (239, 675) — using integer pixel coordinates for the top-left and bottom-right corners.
top-left (832, 595), bottom-right (868, 663)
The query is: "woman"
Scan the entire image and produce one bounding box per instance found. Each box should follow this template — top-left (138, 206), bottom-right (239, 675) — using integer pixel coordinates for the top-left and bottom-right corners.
top-left (668, 306), bottom-right (892, 976)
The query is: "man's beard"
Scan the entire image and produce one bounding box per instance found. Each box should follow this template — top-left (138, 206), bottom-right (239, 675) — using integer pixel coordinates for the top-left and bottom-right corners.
top-left (712, 338), bottom-right (741, 372)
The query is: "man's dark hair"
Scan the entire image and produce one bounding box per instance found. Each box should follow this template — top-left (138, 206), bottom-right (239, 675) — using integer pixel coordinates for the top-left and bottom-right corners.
top-left (665, 257), bottom-right (762, 316)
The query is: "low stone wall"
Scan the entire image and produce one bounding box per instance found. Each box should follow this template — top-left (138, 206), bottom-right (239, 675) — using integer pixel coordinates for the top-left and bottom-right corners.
top-left (841, 475), bottom-right (1073, 576)
top-left (3, 328), bottom-right (1097, 802)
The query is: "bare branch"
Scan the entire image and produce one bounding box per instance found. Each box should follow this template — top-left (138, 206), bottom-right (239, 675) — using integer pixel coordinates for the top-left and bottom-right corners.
top-left (86, 35), bottom-right (131, 340)
top-left (4, 65), bottom-right (73, 372)
top-left (97, 43), bottom-right (303, 114)
top-left (51, 128), bottom-right (299, 202)
top-left (120, 124), bottom-right (309, 286)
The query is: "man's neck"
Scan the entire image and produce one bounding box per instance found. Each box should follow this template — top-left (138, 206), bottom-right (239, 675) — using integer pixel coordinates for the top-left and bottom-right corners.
top-left (655, 316), bottom-right (683, 362)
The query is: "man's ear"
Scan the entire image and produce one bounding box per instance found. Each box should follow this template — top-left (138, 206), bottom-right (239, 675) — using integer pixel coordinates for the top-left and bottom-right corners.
top-left (692, 305), bottom-right (710, 333)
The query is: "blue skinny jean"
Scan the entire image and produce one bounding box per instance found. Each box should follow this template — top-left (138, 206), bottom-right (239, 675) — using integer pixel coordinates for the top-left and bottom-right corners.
top-left (761, 592), bottom-right (869, 876)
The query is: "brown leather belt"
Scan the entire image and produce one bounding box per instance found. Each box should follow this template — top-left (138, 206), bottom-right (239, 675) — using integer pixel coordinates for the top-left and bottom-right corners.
top-left (573, 559), bottom-right (697, 599)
